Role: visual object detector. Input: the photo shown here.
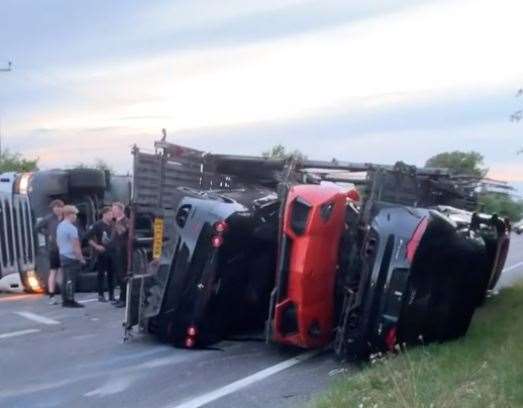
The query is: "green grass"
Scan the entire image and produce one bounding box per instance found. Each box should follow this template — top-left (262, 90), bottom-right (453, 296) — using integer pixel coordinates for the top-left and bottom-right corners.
top-left (314, 282), bottom-right (523, 408)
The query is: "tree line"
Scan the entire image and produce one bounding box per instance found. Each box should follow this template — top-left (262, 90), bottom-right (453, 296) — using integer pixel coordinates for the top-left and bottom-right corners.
top-left (2, 146), bottom-right (521, 222)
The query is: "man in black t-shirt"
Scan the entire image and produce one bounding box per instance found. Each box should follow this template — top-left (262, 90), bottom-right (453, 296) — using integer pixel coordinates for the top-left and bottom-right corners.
top-left (36, 199), bottom-right (64, 304)
top-left (86, 207), bottom-right (115, 302)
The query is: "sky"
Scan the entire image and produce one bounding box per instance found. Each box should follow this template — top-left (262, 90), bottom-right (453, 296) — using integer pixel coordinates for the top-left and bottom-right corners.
top-left (0, 0), bottom-right (522, 192)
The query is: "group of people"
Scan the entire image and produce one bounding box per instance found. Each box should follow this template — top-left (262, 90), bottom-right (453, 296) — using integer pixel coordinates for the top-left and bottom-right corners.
top-left (36, 200), bottom-right (129, 308)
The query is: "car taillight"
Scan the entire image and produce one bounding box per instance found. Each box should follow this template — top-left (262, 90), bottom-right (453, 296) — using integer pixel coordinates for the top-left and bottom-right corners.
top-left (346, 189), bottom-right (360, 202)
top-left (385, 327), bottom-right (397, 351)
top-left (406, 217), bottom-right (429, 263)
top-left (211, 235), bottom-right (224, 248)
top-left (187, 325), bottom-right (198, 337)
top-left (185, 337), bottom-right (195, 348)
top-left (214, 221), bottom-right (228, 233)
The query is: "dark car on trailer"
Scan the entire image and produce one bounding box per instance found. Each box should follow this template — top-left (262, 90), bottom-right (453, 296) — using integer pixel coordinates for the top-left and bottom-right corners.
top-left (124, 141), bottom-right (284, 347)
top-left (334, 164), bottom-right (511, 360)
top-left (149, 187), bottom-right (279, 347)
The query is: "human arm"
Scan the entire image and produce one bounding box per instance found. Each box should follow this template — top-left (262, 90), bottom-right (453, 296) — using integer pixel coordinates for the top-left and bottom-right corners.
top-left (73, 238), bottom-right (86, 264)
top-left (88, 239), bottom-right (105, 253)
top-left (35, 215), bottom-right (50, 236)
top-left (86, 224), bottom-right (105, 253)
top-left (68, 226), bottom-right (86, 264)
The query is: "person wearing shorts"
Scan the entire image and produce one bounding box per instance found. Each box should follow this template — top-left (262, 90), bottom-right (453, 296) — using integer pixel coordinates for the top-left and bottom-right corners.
top-left (36, 199), bottom-right (64, 304)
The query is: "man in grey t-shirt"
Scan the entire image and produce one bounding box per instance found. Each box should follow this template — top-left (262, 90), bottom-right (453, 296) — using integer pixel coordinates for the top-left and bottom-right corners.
top-left (57, 205), bottom-right (86, 308)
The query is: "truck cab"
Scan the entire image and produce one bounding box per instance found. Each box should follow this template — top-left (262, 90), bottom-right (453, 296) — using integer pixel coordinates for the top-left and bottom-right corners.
top-left (0, 169), bottom-right (131, 293)
top-left (0, 172), bottom-right (38, 293)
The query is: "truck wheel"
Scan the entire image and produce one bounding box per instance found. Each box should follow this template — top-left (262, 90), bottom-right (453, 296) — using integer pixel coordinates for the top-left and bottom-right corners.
top-left (31, 170), bottom-right (69, 196)
top-left (68, 169), bottom-right (106, 191)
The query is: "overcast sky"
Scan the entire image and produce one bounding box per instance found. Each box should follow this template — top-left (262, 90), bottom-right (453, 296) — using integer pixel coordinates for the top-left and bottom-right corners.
top-left (1, 0), bottom-right (522, 191)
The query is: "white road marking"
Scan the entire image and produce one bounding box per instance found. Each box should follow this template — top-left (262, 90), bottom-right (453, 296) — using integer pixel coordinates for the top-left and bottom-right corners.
top-left (84, 375), bottom-right (137, 397)
top-left (14, 311), bottom-right (60, 325)
top-left (78, 298), bottom-right (98, 304)
top-left (171, 351), bottom-right (320, 408)
top-left (0, 328), bottom-right (40, 339)
top-left (503, 261), bottom-right (523, 273)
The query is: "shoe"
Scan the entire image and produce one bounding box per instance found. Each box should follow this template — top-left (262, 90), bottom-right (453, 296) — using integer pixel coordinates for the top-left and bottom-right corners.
top-left (114, 300), bottom-right (126, 308)
top-left (63, 301), bottom-right (85, 308)
top-left (49, 296), bottom-right (58, 305)
top-left (98, 295), bottom-right (107, 303)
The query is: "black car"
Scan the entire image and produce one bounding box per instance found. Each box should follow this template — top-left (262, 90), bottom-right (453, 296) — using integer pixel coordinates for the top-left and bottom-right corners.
top-left (334, 165), bottom-right (511, 360)
top-left (147, 187), bottom-right (280, 348)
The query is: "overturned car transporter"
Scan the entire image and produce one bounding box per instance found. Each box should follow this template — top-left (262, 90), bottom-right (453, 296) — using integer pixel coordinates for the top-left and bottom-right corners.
top-left (124, 140), bottom-right (510, 360)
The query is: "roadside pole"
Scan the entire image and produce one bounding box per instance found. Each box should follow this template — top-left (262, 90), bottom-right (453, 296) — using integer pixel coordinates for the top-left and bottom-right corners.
top-left (0, 61), bottom-right (13, 156)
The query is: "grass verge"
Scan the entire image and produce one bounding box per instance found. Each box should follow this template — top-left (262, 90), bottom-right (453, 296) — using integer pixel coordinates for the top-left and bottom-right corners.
top-left (314, 282), bottom-right (523, 408)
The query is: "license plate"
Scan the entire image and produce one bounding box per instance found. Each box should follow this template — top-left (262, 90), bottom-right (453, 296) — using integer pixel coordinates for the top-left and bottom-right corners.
top-left (152, 218), bottom-right (164, 260)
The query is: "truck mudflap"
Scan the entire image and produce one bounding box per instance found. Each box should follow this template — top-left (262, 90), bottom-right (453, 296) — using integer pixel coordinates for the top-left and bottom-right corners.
top-left (124, 216), bottom-right (177, 340)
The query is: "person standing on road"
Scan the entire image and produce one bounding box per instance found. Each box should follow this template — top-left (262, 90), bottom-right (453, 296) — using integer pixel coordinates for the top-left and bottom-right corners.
top-left (35, 199), bottom-right (64, 305)
top-left (111, 202), bottom-right (129, 308)
top-left (57, 205), bottom-right (86, 308)
top-left (86, 207), bottom-right (115, 303)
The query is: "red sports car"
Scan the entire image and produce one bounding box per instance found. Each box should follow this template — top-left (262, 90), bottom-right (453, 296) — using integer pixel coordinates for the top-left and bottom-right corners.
top-left (270, 184), bottom-right (355, 349)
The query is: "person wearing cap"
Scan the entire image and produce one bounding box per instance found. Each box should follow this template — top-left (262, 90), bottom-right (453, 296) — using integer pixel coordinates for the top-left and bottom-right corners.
top-left (56, 205), bottom-right (86, 308)
top-left (35, 199), bottom-right (64, 304)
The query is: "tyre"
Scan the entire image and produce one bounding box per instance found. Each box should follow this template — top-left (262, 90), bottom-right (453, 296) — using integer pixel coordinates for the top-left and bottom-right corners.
top-left (31, 170), bottom-right (69, 196)
top-left (399, 222), bottom-right (482, 345)
top-left (487, 237), bottom-right (510, 291)
top-left (68, 169), bottom-right (106, 191)
top-left (432, 236), bottom-right (485, 341)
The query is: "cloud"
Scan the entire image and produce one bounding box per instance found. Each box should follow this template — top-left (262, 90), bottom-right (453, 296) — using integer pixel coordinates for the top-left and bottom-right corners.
top-left (6, 0), bottom-right (522, 139)
top-left (2, 0), bottom-right (522, 190)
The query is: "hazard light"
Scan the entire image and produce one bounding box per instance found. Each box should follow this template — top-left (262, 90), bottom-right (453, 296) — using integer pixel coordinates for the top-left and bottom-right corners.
top-left (213, 221), bottom-right (228, 233)
top-left (385, 327), bottom-right (397, 351)
top-left (211, 235), bottom-right (224, 248)
top-left (185, 337), bottom-right (196, 348)
top-left (187, 325), bottom-right (198, 337)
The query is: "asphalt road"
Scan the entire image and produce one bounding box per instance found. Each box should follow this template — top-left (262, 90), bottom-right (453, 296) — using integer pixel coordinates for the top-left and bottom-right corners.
top-left (0, 234), bottom-right (522, 408)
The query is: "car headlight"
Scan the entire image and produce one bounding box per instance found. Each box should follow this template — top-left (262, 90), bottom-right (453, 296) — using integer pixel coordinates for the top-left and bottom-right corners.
top-left (18, 173), bottom-right (33, 195)
top-left (26, 270), bottom-right (43, 292)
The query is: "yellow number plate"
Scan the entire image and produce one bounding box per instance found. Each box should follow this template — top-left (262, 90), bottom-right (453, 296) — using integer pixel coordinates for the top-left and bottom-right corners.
top-left (152, 218), bottom-right (164, 260)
